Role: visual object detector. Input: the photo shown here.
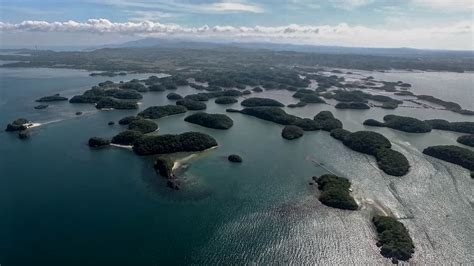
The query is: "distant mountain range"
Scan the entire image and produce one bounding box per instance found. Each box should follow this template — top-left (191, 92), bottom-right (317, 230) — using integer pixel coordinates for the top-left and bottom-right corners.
top-left (99, 37), bottom-right (474, 57)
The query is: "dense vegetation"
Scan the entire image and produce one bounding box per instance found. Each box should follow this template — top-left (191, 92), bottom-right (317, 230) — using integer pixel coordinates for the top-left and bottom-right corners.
top-left (241, 97), bottom-right (284, 107)
top-left (118, 116), bottom-right (141, 125)
top-left (335, 102), bottom-right (370, 109)
top-left (330, 128), bottom-right (351, 141)
top-left (128, 119), bottom-right (158, 134)
top-left (184, 112), bottom-right (234, 129)
top-left (343, 131), bottom-right (392, 155)
top-left (166, 92), bottom-right (182, 100)
top-left (372, 216), bottom-right (415, 262)
top-left (340, 131), bottom-right (410, 176)
top-left (416, 95), bottom-right (474, 115)
top-left (154, 157), bottom-right (174, 179)
top-left (137, 105), bottom-right (187, 119)
top-left (374, 148), bottom-right (410, 176)
top-left (313, 174), bottom-right (358, 210)
top-left (423, 145), bottom-right (474, 171)
top-left (228, 154), bottom-right (242, 163)
top-left (176, 99), bottom-right (207, 110)
top-left (184, 93), bottom-right (209, 101)
top-left (363, 119), bottom-right (384, 127)
top-left (88, 137), bottom-right (110, 147)
top-left (18, 130), bottom-right (30, 139)
top-left (313, 111), bottom-right (342, 131)
top-left (215, 96), bottom-right (238, 104)
top-left (364, 115), bottom-right (432, 133)
top-left (111, 130), bottom-right (143, 145)
top-left (457, 134), bottom-right (474, 147)
top-left (95, 97), bottom-right (138, 109)
top-left (5, 118), bottom-right (29, 131)
top-left (133, 132), bottom-right (218, 155)
top-left (36, 94), bottom-right (68, 102)
top-left (281, 125), bottom-right (304, 140)
top-left (300, 94), bottom-right (325, 104)
top-left (424, 119), bottom-right (474, 134)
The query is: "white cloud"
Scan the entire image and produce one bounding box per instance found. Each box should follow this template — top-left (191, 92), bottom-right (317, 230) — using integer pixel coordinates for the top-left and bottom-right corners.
top-left (205, 2), bottom-right (264, 13)
top-left (410, 0), bottom-right (474, 10)
top-left (330, 0), bottom-right (374, 10)
top-left (1, 19), bottom-right (472, 50)
top-left (89, 0), bottom-right (264, 14)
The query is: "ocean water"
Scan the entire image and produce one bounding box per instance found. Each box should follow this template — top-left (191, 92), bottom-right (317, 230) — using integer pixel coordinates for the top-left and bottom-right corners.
top-left (0, 67), bottom-right (473, 265)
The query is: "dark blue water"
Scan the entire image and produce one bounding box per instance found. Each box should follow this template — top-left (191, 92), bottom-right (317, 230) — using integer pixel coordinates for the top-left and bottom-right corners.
top-left (0, 68), bottom-right (472, 265)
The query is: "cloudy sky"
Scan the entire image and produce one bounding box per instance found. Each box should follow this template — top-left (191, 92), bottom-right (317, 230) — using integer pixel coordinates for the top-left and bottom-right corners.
top-left (0, 0), bottom-right (473, 50)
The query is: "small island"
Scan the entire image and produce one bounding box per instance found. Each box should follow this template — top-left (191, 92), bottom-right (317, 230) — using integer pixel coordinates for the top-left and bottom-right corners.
top-left (166, 92), bottom-right (183, 100)
top-left (111, 130), bottom-right (143, 145)
top-left (252, 87), bottom-right (263, 92)
top-left (18, 130), bottom-right (30, 139)
top-left (363, 115), bottom-right (432, 133)
top-left (88, 137), bottom-right (110, 147)
top-left (215, 96), bottom-right (238, 104)
top-left (240, 97), bottom-right (284, 107)
top-left (133, 132), bottom-right (218, 155)
top-left (154, 157), bottom-right (174, 179)
top-left (222, 89), bottom-right (242, 97)
top-left (343, 131), bottom-right (392, 155)
top-left (457, 134), bottom-right (474, 147)
top-left (184, 112), bottom-right (234, 129)
top-left (118, 116), bottom-right (141, 125)
top-left (281, 125), bottom-right (304, 140)
top-left (228, 154), bottom-right (242, 163)
top-left (5, 118), bottom-right (30, 131)
top-left (128, 119), bottom-right (158, 134)
top-left (95, 97), bottom-right (138, 110)
top-left (312, 174), bottom-right (358, 210)
top-left (341, 131), bottom-right (410, 176)
top-left (330, 128), bottom-right (351, 141)
top-left (300, 94), bottom-right (325, 104)
top-left (335, 102), bottom-right (370, 109)
top-left (423, 145), bottom-right (474, 171)
top-left (372, 216), bottom-right (415, 263)
top-left (424, 119), bottom-right (474, 134)
top-left (36, 94), bottom-right (68, 102)
top-left (313, 111), bottom-right (342, 131)
top-left (137, 105), bottom-right (187, 119)
top-left (184, 93), bottom-right (209, 101)
top-left (176, 99), bottom-right (207, 110)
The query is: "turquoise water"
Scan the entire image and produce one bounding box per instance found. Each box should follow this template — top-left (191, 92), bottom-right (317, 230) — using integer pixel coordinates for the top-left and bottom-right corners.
top-left (0, 68), bottom-right (473, 264)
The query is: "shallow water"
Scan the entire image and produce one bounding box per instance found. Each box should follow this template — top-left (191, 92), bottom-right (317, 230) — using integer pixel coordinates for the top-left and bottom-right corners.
top-left (0, 68), bottom-right (473, 264)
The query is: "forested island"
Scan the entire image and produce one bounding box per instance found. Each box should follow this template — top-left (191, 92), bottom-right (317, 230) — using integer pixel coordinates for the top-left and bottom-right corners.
top-left (282, 125), bottom-right (304, 140)
top-left (312, 174), bottom-right (358, 210)
top-left (372, 216), bottom-right (415, 263)
top-left (133, 132), bottom-right (217, 155)
top-left (364, 115), bottom-right (432, 133)
top-left (423, 145), bottom-right (474, 171)
top-left (340, 131), bottom-right (410, 176)
top-left (457, 135), bottom-right (474, 147)
top-left (184, 112), bottom-right (233, 129)
top-left (241, 97), bottom-right (284, 107)
top-left (137, 105), bottom-right (187, 119)
top-left (36, 94), bottom-right (68, 102)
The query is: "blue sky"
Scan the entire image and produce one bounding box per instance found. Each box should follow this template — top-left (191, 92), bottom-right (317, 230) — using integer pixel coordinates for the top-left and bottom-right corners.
top-left (1, 0), bottom-right (473, 49)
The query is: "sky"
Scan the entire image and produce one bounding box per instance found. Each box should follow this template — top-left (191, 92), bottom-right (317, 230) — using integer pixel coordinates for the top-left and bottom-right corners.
top-left (0, 0), bottom-right (473, 50)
